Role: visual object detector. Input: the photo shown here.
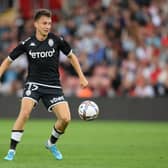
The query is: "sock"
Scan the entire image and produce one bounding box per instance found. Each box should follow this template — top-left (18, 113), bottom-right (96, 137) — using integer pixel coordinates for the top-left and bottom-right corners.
top-left (10, 130), bottom-right (24, 150)
top-left (49, 127), bottom-right (63, 145)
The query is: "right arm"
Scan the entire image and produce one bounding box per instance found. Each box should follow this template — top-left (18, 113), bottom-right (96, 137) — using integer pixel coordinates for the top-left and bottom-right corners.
top-left (0, 41), bottom-right (26, 79)
top-left (0, 58), bottom-right (12, 78)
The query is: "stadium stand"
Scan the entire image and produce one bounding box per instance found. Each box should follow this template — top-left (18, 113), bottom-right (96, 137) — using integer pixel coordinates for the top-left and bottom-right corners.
top-left (0, 0), bottom-right (168, 97)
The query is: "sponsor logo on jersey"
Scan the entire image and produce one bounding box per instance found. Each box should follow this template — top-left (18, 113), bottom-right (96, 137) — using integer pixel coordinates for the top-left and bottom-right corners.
top-left (48, 39), bottom-right (54, 47)
top-left (29, 49), bottom-right (55, 59)
top-left (50, 96), bottom-right (64, 104)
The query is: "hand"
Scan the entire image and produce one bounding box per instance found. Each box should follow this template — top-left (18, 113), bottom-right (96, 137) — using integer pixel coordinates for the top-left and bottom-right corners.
top-left (79, 76), bottom-right (88, 88)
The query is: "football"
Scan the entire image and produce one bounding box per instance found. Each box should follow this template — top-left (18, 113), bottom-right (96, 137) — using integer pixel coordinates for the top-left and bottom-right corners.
top-left (78, 100), bottom-right (99, 121)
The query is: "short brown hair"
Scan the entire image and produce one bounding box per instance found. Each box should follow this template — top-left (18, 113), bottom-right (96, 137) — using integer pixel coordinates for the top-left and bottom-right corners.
top-left (34, 9), bottom-right (52, 21)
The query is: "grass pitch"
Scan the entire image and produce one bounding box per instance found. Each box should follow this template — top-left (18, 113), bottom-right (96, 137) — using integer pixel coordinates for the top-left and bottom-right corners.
top-left (0, 119), bottom-right (168, 168)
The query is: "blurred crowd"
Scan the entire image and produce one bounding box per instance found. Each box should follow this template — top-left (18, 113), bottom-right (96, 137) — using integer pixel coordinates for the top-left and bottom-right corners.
top-left (0, 0), bottom-right (168, 98)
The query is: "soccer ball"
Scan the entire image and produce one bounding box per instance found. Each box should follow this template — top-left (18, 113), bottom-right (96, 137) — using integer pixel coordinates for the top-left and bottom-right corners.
top-left (78, 100), bottom-right (99, 121)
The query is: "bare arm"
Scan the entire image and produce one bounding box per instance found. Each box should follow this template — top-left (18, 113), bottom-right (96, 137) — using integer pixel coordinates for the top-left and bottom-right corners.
top-left (68, 52), bottom-right (88, 88)
top-left (0, 57), bottom-right (12, 78)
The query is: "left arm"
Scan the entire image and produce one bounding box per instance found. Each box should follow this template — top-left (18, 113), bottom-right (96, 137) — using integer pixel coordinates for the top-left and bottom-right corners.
top-left (68, 52), bottom-right (88, 88)
top-left (57, 35), bottom-right (88, 88)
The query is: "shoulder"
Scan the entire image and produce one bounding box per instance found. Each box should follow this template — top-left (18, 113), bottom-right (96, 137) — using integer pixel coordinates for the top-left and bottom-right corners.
top-left (48, 32), bottom-right (58, 39)
top-left (48, 32), bottom-right (63, 42)
top-left (20, 36), bottom-right (33, 46)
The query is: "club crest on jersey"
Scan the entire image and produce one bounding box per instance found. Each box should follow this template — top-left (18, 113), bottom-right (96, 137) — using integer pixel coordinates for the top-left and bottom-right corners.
top-left (29, 49), bottom-right (55, 59)
top-left (48, 39), bottom-right (54, 47)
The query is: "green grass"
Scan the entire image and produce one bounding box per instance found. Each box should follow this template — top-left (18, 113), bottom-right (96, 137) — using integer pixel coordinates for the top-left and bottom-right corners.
top-left (0, 119), bottom-right (168, 168)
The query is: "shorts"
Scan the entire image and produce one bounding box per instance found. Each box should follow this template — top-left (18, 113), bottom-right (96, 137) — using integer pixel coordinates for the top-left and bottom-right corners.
top-left (23, 82), bottom-right (66, 112)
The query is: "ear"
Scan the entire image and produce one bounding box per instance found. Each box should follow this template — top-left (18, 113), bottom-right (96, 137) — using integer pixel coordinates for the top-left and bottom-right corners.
top-left (34, 22), bottom-right (37, 28)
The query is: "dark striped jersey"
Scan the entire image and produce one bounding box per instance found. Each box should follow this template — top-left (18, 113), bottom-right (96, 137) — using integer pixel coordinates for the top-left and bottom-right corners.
top-left (9, 33), bottom-right (72, 87)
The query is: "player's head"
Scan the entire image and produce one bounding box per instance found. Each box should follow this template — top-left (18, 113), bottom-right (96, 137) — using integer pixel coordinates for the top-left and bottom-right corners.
top-left (34, 9), bottom-right (52, 37)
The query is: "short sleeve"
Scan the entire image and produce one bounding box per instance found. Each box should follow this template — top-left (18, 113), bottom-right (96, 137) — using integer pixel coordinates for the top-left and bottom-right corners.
top-left (58, 36), bottom-right (72, 56)
top-left (9, 43), bottom-right (26, 61)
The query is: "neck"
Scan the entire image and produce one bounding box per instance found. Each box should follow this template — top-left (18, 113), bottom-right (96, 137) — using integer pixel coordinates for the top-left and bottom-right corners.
top-left (35, 31), bottom-right (48, 41)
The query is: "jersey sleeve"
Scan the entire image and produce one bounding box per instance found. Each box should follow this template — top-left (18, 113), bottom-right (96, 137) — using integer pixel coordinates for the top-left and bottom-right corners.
top-left (9, 43), bottom-right (26, 61)
top-left (58, 36), bottom-right (72, 56)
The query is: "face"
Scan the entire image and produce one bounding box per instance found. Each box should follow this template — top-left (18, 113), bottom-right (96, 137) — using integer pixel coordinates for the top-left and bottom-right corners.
top-left (34, 16), bottom-right (52, 37)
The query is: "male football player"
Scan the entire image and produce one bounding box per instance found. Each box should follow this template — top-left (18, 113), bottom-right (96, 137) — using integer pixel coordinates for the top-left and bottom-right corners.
top-left (0, 9), bottom-right (88, 161)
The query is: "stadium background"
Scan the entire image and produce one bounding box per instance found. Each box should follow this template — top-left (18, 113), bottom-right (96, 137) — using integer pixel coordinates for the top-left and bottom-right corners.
top-left (0, 0), bottom-right (168, 98)
top-left (0, 1), bottom-right (168, 168)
